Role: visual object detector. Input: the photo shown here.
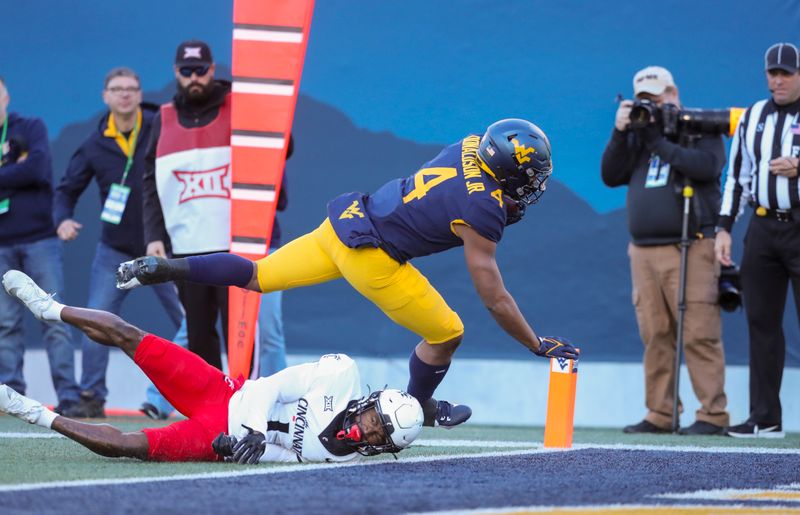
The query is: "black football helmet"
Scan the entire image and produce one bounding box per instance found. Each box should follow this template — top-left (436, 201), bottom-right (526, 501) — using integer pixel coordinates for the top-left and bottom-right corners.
top-left (476, 118), bottom-right (553, 205)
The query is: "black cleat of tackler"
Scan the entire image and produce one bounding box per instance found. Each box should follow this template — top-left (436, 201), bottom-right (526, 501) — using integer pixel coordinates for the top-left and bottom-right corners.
top-left (422, 398), bottom-right (472, 429)
top-left (116, 256), bottom-right (181, 289)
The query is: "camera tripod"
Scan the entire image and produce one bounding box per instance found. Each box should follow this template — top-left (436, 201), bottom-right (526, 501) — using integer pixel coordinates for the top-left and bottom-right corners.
top-left (671, 134), bottom-right (702, 434)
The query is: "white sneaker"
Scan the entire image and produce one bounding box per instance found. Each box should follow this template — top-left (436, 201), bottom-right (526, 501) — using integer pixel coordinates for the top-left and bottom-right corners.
top-left (2, 270), bottom-right (61, 321)
top-left (0, 384), bottom-right (44, 424)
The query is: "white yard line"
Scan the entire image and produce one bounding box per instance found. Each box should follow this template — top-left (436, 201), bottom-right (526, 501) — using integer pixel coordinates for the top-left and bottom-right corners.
top-left (414, 439), bottom-right (538, 448)
top-left (654, 482), bottom-right (800, 500)
top-left (0, 432), bottom-right (63, 438)
top-left (4, 431), bottom-right (800, 453)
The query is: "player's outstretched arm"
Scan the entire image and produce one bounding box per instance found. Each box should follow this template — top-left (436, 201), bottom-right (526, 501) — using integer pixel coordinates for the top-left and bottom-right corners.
top-left (116, 254), bottom-right (261, 292)
top-left (456, 225), bottom-right (579, 360)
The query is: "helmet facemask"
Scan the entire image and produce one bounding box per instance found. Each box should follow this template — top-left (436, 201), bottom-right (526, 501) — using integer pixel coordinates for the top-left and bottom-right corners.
top-left (337, 389), bottom-right (423, 457)
top-left (501, 136), bottom-right (552, 205)
top-left (514, 165), bottom-right (552, 205)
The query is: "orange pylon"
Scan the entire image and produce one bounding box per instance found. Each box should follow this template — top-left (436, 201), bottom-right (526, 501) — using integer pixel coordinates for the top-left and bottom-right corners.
top-left (543, 355), bottom-right (578, 448)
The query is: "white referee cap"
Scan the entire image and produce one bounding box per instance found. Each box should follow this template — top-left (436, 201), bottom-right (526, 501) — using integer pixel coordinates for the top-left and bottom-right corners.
top-left (633, 66), bottom-right (675, 96)
top-left (765, 43), bottom-right (800, 73)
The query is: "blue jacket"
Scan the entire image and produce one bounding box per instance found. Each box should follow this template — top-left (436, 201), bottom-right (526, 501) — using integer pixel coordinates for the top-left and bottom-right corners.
top-left (0, 112), bottom-right (56, 246)
top-left (54, 104), bottom-right (157, 257)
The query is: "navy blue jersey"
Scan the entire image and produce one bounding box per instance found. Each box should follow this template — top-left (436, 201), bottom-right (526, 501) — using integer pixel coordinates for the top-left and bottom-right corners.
top-left (327, 135), bottom-right (507, 262)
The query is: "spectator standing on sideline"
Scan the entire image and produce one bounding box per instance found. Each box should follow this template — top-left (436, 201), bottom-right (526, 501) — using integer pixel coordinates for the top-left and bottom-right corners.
top-left (0, 77), bottom-right (82, 416)
top-left (602, 66), bottom-right (730, 435)
top-left (142, 40), bottom-right (232, 370)
top-left (54, 67), bottom-right (186, 418)
top-left (143, 40), bottom-right (292, 373)
top-left (716, 42), bottom-right (800, 439)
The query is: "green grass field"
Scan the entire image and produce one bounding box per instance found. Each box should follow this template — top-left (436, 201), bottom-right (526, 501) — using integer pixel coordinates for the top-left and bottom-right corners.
top-left (2, 414), bottom-right (798, 487)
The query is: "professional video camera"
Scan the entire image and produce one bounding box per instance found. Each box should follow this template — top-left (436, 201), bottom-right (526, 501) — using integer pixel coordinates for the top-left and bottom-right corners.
top-left (628, 99), bottom-right (743, 138)
top-left (718, 263), bottom-right (742, 312)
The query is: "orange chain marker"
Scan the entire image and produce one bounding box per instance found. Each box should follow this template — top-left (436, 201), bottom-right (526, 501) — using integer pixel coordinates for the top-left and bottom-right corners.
top-left (228, 0), bottom-right (315, 379)
top-left (543, 354), bottom-right (579, 448)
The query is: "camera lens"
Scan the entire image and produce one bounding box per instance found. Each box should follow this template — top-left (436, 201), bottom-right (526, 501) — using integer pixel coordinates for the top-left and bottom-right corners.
top-left (718, 286), bottom-right (741, 312)
top-left (629, 104), bottom-right (652, 130)
top-left (718, 264), bottom-right (742, 312)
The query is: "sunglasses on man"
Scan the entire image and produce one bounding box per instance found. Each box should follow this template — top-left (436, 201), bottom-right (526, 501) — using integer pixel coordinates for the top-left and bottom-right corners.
top-left (178, 66), bottom-right (210, 78)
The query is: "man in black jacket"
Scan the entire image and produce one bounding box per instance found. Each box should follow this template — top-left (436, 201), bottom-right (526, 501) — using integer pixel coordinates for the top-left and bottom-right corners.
top-left (0, 77), bottom-right (81, 416)
top-left (54, 67), bottom-right (185, 418)
top-left (142, 41), bottom-right (231, 371)
top-left (601, 66), bottom-right (729, 435)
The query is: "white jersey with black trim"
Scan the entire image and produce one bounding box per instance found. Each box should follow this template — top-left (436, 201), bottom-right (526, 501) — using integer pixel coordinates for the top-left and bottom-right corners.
top-left (227, 353), bottom-right (362, 463)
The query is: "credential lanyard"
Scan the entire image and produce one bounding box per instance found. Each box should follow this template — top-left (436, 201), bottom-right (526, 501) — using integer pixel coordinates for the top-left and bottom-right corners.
top-left (118, 120), bottom-right (139, 187)
top-left (0, 117), bottom-right (8, 158)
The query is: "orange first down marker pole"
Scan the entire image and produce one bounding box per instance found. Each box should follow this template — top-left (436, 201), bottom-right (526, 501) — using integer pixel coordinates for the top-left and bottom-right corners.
top-left (543, 355), bottom-right (578, 448)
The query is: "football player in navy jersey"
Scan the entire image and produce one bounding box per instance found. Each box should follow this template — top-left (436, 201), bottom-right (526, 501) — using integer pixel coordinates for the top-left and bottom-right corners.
top-left (117, 118), bottom-right (580, 428)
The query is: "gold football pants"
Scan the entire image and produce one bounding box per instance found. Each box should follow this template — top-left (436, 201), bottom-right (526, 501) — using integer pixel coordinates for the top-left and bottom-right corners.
top-left (256, 218), bottom-right (464, 344)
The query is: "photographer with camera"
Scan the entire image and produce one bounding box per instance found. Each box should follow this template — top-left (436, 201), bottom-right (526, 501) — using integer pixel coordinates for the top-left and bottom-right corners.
top-left (602, 66), bottom-right (730, 435)
top-left (716, 42), bottom-right (800, 439)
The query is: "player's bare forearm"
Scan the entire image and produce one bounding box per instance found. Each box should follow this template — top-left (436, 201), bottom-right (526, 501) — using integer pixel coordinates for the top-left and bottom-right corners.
top-left (484, 293), bottom-right (540, 351)
top-left (52, 417), bottom-right (149, 459)
top-left (458, 226), bottom-right (540, 352)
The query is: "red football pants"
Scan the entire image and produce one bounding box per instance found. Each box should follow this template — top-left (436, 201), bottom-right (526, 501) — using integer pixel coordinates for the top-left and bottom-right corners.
top-left (135, 334), bottom-right (243, 461)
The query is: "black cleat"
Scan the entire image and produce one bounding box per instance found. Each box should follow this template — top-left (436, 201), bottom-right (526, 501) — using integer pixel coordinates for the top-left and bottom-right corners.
top-left (678, 420), bottom-right (725, 436)
top-left (116, 256), bottom-right (186, 290)
top-left (140, 402), bottom-right (168, 420)
top-left (423, 398), bottom-right (472, 428)
top-left (725, 421), bottom-right (784, 439)
top-left (76, 390), bottom-right (106, 418)
top-left (54, 400), bottom-right (86, 418)
top-left (622, 419), bottom-right (670, 434)
top-left (116, 257), bottom-right (152, 289)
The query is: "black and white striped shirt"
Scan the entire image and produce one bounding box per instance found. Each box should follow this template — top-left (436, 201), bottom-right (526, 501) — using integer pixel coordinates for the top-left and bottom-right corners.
top-left (718, 98), bottom-right (800, 230)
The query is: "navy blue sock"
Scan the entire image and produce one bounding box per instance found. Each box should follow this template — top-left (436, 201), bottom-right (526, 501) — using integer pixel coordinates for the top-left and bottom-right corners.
top-left (406, 350), bottom-right (450, 404)
top-left (186, 253), bottom-right (255, 288)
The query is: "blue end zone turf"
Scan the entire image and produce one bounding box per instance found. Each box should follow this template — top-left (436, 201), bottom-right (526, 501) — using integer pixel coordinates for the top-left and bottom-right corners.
top-left (2, 446), bottom-right (800, 513)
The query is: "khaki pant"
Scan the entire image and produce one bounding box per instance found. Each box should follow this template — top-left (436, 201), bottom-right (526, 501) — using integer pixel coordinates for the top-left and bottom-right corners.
top-left (629, 239), bottom-right (729, 428)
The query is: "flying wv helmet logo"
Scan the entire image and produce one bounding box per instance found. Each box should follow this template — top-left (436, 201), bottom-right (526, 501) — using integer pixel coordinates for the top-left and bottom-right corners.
top-left (512, 138), bottom-right (536, 165)
top-left (339, 200), bottom-right (365, 219)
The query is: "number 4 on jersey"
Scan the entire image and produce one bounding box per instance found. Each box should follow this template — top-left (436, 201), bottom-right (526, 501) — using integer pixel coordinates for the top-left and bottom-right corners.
top-left (402, 167), bottom-right (458, 204)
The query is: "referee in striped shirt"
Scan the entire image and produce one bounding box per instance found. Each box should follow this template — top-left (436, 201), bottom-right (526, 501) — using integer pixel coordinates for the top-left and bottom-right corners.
top-left (716, 42), bottom-right (800, 439)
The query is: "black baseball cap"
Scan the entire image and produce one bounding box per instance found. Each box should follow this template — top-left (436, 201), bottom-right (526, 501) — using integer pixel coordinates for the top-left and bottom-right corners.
top-left (175, 40), bottom-right (214, 67)
top-left (765, 42), bottom-right (800, 73)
